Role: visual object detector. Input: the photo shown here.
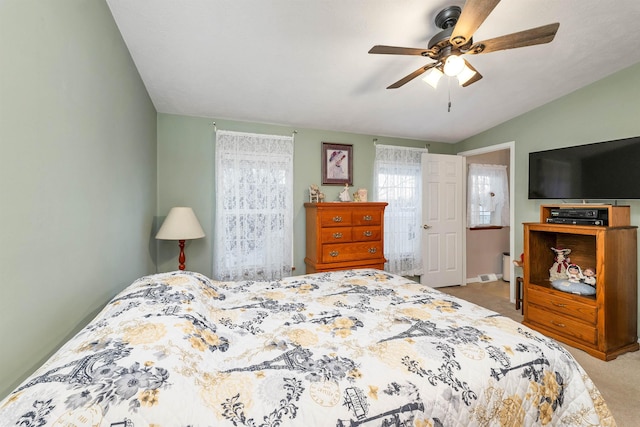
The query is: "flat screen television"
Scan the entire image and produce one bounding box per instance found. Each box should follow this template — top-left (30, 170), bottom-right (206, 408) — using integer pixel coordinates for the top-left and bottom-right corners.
top-left (528, 136), bottom-right (640, 200)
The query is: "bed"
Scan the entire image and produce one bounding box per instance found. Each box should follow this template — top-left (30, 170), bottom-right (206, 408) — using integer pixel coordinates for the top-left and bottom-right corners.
top-left (0, 269), bottom-right (615, 426)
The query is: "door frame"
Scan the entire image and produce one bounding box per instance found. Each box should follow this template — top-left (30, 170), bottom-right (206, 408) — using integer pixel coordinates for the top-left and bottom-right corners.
top-left (457, 141), bottom-right (516, 302)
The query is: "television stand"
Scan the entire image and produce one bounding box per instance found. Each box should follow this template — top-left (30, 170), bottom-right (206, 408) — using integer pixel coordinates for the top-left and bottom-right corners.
top-left (523, 204), bottom-right (638, 360)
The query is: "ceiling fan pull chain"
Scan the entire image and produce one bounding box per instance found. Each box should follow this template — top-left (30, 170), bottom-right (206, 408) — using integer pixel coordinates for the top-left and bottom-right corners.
top-left (448, 79), bottom-right (452, 113)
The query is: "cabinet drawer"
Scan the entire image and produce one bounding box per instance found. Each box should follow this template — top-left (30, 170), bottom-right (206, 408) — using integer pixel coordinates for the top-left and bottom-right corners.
top-left (321, 227), bottom-right (352, 242)
top-left (352, 210), bottom-right (382, 226)
top-left (322, 242), bottom-right (383, 263)
top-left (352, 226), bottom-right (381, 242)
top-left (528, 287), bottom-right (597, 324)
top-left (319, 210), bottom-right (352, 227)
top-left (528, 304), bottom-right (597, 345)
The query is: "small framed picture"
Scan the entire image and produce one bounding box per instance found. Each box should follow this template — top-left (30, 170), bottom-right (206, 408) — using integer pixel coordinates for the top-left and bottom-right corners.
top-left (321, 142), bottom-right (353, 185)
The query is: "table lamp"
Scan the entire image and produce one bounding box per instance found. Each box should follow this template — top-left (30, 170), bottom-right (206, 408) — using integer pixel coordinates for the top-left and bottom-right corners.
top-left (156, 207), bottom-right (205, 270)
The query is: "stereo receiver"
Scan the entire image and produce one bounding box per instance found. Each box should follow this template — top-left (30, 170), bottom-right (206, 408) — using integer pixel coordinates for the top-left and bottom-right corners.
top-left (549, 208), bottom-right (608, 219)
top-left (546, 217), bottom-right (606, 226)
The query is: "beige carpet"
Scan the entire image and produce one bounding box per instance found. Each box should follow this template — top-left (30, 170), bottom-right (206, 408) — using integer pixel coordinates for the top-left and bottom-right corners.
top-left (438, 280), bottom-right (640, 426)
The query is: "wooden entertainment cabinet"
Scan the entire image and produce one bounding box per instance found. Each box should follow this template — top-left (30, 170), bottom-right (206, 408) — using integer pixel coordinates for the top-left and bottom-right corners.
top-left (523, 204), bottom-right (639, 360)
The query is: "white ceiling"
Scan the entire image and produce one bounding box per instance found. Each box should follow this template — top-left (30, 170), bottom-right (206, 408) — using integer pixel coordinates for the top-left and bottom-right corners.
top-left (106, 0), bottom-right (640, 143)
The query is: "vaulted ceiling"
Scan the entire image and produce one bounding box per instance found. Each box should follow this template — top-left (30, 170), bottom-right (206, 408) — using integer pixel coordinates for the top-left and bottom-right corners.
top-left (106, 0), bottom-right (640, 143)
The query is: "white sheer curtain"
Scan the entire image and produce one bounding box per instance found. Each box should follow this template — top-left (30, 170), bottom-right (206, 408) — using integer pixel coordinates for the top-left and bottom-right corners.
top-left (467, 163), bottom-right (509, 227)
top-left (373, 144), bottom-right (427, 276)
top-left (213, 130), bottom-right (294, 281)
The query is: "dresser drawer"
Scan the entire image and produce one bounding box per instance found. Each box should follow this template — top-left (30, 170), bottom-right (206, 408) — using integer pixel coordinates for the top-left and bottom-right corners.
top-left (321, 227), bottom-right (352, 242)
top-left (322, 242), bottom-right (383, 263)
top-left (352, 226), bottom-right (381, 242)
top-left (528, 287), bottom-right (597, 324)
top-left (319, 210), bottom-right (352, 227)
top-left (352, 209), bottom-right (382, 226)
top-left (527, 304), bottom-right (597, 345)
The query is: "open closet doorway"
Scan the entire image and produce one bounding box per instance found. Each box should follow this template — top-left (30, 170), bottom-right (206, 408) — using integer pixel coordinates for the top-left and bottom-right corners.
top-left (458, 142), bottom-right (516, 302)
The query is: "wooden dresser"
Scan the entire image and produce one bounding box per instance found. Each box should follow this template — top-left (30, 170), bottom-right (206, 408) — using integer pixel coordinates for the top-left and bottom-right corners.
top-left (304, 202), bottom-right (387, 273)
top-left (523, 204), bottom-right (638, 360)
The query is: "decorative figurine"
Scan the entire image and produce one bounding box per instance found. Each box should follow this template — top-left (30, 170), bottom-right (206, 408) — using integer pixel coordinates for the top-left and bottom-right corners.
top-left (353, 188), bottom-right (368, 202)
top-left (581, 267), bottom-right (596, 287)
top-left (339, 183), bottom-right (352, 202)
top-left (566, 263), bottom-right (583, 282)
top-left (309, 184), bottom-right (320, 203)
top-left (512, 252), bottom-right (525, 268)
top-left (549, 247), bottom-right (571, 281)
top-left (551, 263), bottom-right (595, 296)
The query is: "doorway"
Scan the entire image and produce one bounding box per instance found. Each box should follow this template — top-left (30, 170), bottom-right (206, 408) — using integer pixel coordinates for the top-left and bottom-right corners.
top-left (458, 142), bottom-right (516, 302)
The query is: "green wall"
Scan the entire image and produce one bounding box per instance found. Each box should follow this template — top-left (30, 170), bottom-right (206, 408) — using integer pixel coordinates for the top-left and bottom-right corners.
top-left (456, 62), bottom-right (640, 334)
top-left (0, 1), bottom-right (157, 398)
top-left (3, 0), bottom-right (639, 403)
top-left (156, 115), bottom-right (454, 276)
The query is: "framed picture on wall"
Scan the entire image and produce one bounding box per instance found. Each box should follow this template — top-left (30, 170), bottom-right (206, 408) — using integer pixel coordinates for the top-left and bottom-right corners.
top-left (321, 142), bottom-right (353, 185)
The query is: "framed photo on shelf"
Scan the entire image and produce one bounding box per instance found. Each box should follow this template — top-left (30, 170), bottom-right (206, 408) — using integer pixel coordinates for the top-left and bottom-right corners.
top-left (321, 142), bottom-right (353, 185)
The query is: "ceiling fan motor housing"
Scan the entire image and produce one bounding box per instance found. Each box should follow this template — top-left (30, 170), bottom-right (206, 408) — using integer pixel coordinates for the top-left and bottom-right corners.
top-left (428, 6), bottom-right (471, 57)
top-left (428, 27), bottom-right (454, 51)
top-left (435, 6), bottom-right (461, 29)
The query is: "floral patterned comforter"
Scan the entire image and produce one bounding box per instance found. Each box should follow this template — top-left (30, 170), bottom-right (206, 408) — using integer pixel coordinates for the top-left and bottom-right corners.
top-left (0, 269), bottom-right (615, 426)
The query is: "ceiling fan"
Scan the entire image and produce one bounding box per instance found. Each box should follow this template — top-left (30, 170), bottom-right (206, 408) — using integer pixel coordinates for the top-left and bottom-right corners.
top-left (369, 0), bottom-right (560, 89)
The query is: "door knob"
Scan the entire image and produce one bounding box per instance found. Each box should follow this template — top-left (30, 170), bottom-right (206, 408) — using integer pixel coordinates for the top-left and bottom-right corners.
top-left (423, 224), bottom-right (432, 230)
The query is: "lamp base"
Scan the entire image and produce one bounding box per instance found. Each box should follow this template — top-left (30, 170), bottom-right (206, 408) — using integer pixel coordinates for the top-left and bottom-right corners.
top-left (178, 240), bottom-right (186, 270)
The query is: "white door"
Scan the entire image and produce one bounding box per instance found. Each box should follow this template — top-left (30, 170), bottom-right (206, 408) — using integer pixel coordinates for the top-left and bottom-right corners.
top-left (420, 153), bottom-right (465, 287)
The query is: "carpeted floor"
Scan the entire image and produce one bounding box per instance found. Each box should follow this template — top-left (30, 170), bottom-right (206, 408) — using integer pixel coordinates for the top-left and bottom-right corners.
top-left (438, 280), bottom-right (640, 426)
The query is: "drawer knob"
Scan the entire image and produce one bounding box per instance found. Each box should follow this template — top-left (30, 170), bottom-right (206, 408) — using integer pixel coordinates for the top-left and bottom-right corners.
top-left (363, 215), bottom-right (373, 221)
top-left (551, 320), bottom-right (566, 328)
top-left (333, 232), bottom-right (343, 239)
top-left (551, 302), bottom-right (567, 308)
top-left (363, 231), bottom-right (372, 237)
top-left (329, 251), bottom-right (339, 257)
top-left (332, 216), bottom-right (343, 222)
top-left (368, 247), bottom-right (377, 254)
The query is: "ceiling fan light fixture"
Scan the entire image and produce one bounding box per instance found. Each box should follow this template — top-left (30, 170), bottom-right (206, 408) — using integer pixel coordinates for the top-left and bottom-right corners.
top-left (368, 4), bottom-right (560, 90)
top-left (422, 67), bottom-right (443, 89)
top-left (443, 55), bottom-right (465, 76)
top-left (456, 63), bottom-right (477, 86)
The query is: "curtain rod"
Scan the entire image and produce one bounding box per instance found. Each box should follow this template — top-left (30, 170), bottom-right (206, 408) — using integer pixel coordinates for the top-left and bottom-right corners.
top-left (211, 122), bottom-right (297, 138)
top-left (374, 142), bottom-right (430, 151)
top-left (373, 138), bottom-right (429, 149)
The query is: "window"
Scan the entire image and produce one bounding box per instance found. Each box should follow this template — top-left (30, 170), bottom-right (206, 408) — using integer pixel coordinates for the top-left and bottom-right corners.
top-left (467, 163), bottom-right (509, 228)
top-left (213, 130), bottom-right (294, 281)
top-left (373, 145), bottom-right (427, 276)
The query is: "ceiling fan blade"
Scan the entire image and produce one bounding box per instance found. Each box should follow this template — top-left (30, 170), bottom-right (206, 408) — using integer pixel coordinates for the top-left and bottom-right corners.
top-left (387, 63), bottom-right (437, 89)
top-left (450, 0), bottom-right (501, 47)
top-left (369, 45), bottom-right (432, 56)
top-left (460, 60), bottom-right (483, 87)
top-left (467, 22), bottom-right (560, 54)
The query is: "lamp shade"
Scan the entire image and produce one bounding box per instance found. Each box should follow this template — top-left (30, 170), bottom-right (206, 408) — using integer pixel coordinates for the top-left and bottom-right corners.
top-left (422, 67), bottom-right (443, 89)
top-left (456, 62), bottom-right (477, 86)
top-left (443, 55), bottom-right (465, 77)
top-left (156, 207), bottom-right (205, 240)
